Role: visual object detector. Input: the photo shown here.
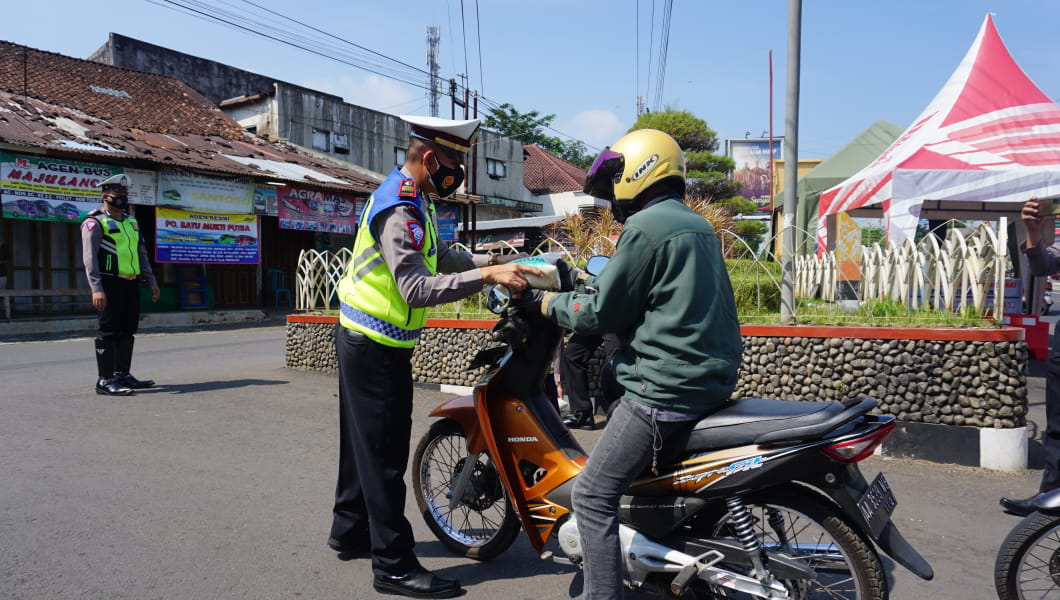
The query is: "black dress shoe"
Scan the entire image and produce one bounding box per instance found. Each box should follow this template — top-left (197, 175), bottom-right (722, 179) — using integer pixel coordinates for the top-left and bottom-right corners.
top-left (327, 534), bottom-right (370, 555)
top-left (95, 378), bottom-right (133, 396)
top-left (115, 372), bottom-right (155, 389)
top-left (1001, 495), bottom-right (1039, 516)
top-left (373, 566), bottom-right (463, 598)
top-left (563, 412), bottom-right (595, 430)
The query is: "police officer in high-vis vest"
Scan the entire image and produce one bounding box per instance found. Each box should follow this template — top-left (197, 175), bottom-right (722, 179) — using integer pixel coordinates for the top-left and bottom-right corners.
top-left (328, 116), bottom-right (539, 598)
top-left (81, 174), bottom-right (160, 396)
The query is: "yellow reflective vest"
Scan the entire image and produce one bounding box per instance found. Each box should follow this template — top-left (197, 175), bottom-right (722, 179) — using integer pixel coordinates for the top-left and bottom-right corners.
top-left (90, 212), bottom-right (141, 278)
top-left (338, 168), bottom-right (438, 348)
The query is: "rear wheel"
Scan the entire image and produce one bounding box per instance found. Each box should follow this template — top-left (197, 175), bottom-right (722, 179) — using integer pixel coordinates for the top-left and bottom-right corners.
top-left (693, 486), bottom-right (887, 599)
top-left (995, 511), bottom-right (1060, 599)
top-left (412, 419), bottom-right (521, 560)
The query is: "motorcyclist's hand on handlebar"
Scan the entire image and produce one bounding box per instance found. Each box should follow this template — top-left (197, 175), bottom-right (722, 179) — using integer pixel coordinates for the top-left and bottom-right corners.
top-left (481, 263), bottom-right (543, 293)
top-left (519, 289), bottom-right (555, 316)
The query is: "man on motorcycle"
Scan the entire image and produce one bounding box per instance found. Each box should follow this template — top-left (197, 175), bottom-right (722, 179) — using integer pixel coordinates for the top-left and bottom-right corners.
top-left (525, 129), bottom-right (743, 598)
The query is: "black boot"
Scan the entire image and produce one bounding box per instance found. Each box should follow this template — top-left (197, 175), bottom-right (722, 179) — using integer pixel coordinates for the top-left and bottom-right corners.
top-left (115, 336), bottom-right (154, 389)
top-left (95, 338), bottom-right (132, 396)
top-left (563, 411), bottom-right (595, 430)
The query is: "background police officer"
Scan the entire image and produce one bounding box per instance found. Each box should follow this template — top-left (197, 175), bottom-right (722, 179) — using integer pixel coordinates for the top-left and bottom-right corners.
top-left (328, 116), bottom-right (539, 598)
top-left (81, 174), bottom-right (160, 396)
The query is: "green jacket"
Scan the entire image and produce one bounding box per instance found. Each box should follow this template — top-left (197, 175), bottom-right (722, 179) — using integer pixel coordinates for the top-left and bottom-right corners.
top-left (547, 197), bottom-right (742, 413)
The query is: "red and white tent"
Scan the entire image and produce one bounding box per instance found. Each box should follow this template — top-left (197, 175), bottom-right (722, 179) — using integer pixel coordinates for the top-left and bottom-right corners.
top-left (818, 14), bottom-right (1060, 250)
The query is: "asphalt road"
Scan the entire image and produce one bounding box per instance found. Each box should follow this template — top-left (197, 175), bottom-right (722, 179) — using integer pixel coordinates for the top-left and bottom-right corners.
top-left (0, 325), bottom-right (1046, 599)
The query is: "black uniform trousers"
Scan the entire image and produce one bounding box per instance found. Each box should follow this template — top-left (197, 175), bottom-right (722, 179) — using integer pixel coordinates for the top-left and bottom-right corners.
top-left (1042, 326), bottom-right (1060, 492)
top-left (560, 333), bottom-right (622, 415)
top-left (331, 325), bottom-right (419, 577)
top-left (99, 276), bottom-right (140, 337)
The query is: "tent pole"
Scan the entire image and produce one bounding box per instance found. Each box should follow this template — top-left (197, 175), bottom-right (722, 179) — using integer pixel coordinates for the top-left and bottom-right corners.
top-left (781, 0), bottom-right (802, 324)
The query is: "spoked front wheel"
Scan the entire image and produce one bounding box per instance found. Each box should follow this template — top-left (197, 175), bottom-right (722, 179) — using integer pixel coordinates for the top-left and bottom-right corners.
top-left (995, 511), bottom-right (1060, 599)
top-left (412, 419), bottom-right (521, 560)
top-left (696, 486), bottom-right (887, 599)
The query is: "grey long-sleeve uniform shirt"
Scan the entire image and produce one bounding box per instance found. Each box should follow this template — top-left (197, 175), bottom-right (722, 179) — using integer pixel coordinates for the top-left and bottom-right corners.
top-left (81, 212), bottom-right (157, 294)
top-left (372, 204), bottom-right (487, 307)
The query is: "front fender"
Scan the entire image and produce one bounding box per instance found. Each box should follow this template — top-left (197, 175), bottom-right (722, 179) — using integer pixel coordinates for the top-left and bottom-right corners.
top-left (429, 394), bottom-right (488, 454)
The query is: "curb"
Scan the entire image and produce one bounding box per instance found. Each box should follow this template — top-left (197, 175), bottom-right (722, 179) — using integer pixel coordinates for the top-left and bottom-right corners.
top-left (0, 309), bottom-right (269, 338)
top-left (878, 421), bottom-right (1028, 471)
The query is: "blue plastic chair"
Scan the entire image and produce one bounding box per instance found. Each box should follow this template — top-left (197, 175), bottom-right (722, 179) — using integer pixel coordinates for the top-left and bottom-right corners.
top-left (267, 269), bottom-right (292, 308)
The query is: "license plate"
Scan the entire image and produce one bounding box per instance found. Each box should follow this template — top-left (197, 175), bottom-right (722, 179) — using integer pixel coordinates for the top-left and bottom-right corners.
top-left (858, 473), bottom-right (897, 537)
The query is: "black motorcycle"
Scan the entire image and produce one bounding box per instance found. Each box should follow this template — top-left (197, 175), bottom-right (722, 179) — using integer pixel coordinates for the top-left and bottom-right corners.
top-left (995, 489), bottom-right (1060, 598)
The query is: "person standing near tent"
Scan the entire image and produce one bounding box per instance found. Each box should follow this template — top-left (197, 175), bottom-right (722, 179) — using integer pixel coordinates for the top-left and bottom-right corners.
top-left (1002, 197), bottom-right (1060, 515)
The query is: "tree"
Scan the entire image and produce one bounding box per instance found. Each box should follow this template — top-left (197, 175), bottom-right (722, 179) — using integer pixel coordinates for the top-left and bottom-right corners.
top-left (629, 109), bottom-right (740, 202)
top-left (483, 103), bottom-right (593, 168)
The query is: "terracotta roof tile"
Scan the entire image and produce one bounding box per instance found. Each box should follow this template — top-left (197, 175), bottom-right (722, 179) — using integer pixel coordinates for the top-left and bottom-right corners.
top-left (522, 144), bottom-right (586, 194)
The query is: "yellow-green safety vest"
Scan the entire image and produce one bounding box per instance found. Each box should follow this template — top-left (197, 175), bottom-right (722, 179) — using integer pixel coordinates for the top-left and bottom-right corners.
top-left (338, 169), bottom-right (438, 348)
top-left (92, 213), bottom-right (141, 278)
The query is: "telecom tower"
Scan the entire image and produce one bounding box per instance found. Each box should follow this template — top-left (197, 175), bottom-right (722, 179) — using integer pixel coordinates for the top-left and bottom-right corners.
top-left (426, 26), bottom-right (441, 117)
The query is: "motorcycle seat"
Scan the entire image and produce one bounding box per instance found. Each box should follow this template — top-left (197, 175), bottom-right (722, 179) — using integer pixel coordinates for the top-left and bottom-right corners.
top-left (667, 397), bottom-right (850, 455)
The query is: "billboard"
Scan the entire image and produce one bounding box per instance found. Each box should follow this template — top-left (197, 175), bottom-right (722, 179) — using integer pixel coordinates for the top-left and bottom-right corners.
top-left (155, 207), bottom-right (260, 264)
top-left (277, 186), bottom-right (362, 234)
top-left (727, 138), bottom-right (783, 211)
top-left (158, 168), bottom-right (254, 214)
top-left (435, 203), bottom-right (460, 243)
top-left (1, 154), bottom-right (118, 222)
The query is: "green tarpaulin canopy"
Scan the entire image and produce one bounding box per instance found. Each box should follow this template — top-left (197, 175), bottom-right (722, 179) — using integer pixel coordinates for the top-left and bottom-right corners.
top-left (793, 120), bottom-right (904, 255)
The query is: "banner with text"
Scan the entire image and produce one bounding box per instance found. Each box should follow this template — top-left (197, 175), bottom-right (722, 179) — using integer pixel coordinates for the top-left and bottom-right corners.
top-left (277, 185), bottom-right (361, 234)
top-left (158, 168), bottom-right (254, 214)
top-left (0, 153), bottom-right (117, 222)
top-left (155, 207), bottom-right (260, 264)
top-left (727, 138), bottom-right (783, 212)
top-left (435, 203), bottom-right (460, 243)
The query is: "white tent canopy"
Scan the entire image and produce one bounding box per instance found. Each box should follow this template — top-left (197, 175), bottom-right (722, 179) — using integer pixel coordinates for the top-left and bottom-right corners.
top-left (818, 14), bottom-right (1060, 249)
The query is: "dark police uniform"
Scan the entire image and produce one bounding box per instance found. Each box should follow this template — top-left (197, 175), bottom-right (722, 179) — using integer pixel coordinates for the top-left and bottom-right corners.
top-left (81, 202), bottom-right (156, 395)
top-left (330, 117), bottom-right (488, 583)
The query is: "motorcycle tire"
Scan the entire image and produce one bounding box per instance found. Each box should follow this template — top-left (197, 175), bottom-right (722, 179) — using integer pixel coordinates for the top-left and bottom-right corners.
top-left (994, 510), bottom-right (1060, 599)
top-left (695, 485), bottom-right (888, 600)
top-left (412, 419), bottom-right (521, 561)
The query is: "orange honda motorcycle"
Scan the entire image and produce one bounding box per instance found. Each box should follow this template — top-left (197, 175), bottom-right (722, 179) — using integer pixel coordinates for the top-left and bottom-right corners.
top-left (412, 262), bottom-right (933, 599)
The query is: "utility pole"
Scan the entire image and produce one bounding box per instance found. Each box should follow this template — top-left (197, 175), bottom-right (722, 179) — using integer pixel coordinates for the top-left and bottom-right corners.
top-left (780, 0), bottom-right (802, 324)
top-left (425, 26), bottom-right (441, 117)
top-left (470, 92), bottom-right (478, 252)
top-left (636, 95), bottom-right (645, 117)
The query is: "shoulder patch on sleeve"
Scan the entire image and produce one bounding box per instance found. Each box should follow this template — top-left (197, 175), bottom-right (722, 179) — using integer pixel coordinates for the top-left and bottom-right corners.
top-left (84, 219), bottom-right (96, 231)
top-left (398, 179), bottom-right (417, 199)
top-left (406, 220), bottom-right (426, 250)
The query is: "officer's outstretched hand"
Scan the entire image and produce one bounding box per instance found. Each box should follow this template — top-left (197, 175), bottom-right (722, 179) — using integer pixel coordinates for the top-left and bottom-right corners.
top-left (481, 263), bottom-right (543, 293)
top-left (92, 291), bottom-right (106, 311)
top-left (150, 284), bottom-right (161, 303)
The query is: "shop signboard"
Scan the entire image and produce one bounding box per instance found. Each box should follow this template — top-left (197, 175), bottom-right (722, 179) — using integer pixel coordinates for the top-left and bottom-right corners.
top-left (253, 186), bottom-right (279, 216)
top-left (155, 207), bottom-right (260, 264)
top-left (726, 138), bottom-right (783, 212)
top-left (435, 203), bottom-right (460, 242)
top-left (277, 185), bottom-right (361, 234)
top-left (124, 167), bottom-right (158, 206)
top-left (0, 153), bottom-right (118, 222)
top-left (158, 168), bottom-right (254, 214)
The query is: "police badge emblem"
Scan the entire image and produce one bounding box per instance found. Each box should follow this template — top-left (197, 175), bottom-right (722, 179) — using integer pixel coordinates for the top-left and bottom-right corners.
top-left (406, 220), bottom-right (426, 250)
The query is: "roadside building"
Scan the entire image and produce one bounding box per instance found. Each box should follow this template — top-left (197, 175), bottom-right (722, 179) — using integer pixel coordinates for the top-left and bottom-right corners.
top-left (90, 33), bottom-right (542, 243)
top-left (0, 41), bottom-right (376, 316)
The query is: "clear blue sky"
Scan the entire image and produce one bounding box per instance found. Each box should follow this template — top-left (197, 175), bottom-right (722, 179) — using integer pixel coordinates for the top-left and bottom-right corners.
top-left (4, 1), bottom-right (1059, 159)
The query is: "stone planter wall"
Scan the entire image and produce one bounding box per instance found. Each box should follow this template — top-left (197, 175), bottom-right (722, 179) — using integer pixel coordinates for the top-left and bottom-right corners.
top-left (286, 316), bottom-right (1028, 429)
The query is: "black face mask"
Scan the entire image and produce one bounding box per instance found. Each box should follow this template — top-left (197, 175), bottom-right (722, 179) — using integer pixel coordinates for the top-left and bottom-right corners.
top-left (429, 155), bottom-right (464, 198)
top-left (104, 193), bottom-right (128, 210)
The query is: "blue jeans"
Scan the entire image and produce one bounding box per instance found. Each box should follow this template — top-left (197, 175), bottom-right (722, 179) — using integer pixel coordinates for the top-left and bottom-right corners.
top-left (572, 398), bottom-right (693, 599)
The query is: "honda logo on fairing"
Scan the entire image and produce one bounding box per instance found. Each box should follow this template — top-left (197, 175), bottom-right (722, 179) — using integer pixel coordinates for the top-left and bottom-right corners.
top-left (507, 436), bottom-right (539, 443)
top-left (631, 155), bottom-right (658, 181)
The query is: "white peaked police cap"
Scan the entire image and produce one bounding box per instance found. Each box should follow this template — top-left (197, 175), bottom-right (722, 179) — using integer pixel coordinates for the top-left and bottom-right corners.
top-left (96, 174), bottom-right (130, 189)
top-left (400, 115), bottom-right (480, 156)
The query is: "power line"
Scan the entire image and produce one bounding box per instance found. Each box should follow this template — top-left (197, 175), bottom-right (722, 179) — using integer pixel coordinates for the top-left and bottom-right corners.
top-left (459, 0), bottom-right (471, 88)
top-left (475, 0), bottom-right (484, 95)
top-left (646, 0), bottom-right (655, 103)
top-left (653, 0), bottom-right (673, 111)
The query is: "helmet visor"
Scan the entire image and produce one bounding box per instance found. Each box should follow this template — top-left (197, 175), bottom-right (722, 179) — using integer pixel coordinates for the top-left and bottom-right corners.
top-left (583, 148), bottom-right (624, 201)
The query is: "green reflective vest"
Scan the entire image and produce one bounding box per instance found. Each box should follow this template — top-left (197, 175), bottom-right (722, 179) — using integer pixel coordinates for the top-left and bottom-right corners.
top-left (338, 170), bottom-right (438, 348)
top-left (92, 213), bottom-right (141, 278)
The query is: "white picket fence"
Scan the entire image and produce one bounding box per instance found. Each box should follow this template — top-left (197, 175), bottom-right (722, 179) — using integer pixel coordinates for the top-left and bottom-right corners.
top-left (296, 220), bottom-right (1008, 318)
